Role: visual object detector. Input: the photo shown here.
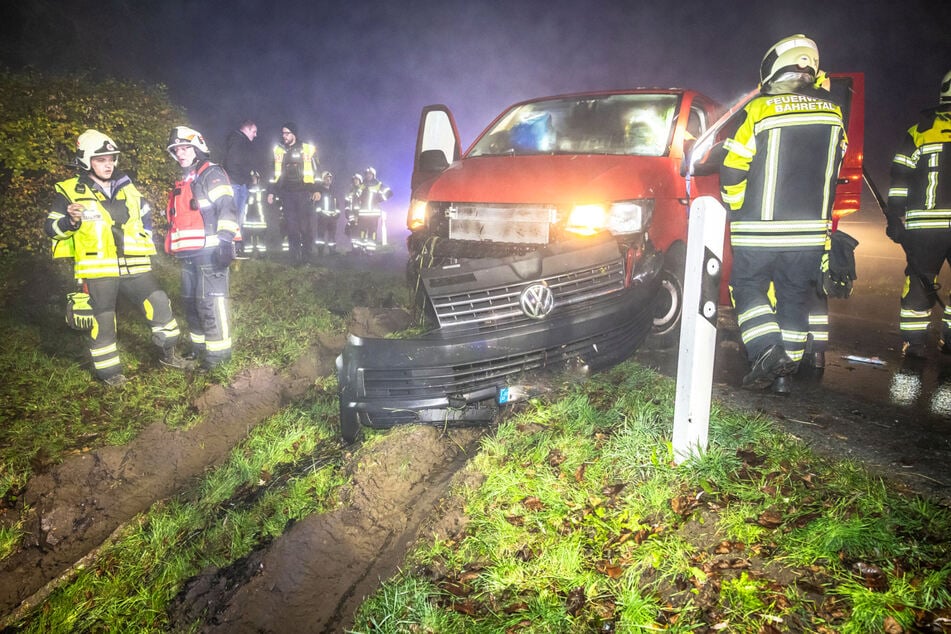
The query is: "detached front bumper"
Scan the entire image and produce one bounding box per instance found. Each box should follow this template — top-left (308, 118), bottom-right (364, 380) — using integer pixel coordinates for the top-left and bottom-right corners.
top-left (336, 235), bottom-right (662, 441)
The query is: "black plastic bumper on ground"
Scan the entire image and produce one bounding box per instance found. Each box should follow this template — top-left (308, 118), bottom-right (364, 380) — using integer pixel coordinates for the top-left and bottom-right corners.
top-left (337, 241), bottom-right (661, 442)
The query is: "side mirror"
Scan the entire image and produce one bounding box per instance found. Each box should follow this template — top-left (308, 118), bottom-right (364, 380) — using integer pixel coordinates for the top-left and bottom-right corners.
top-left (418, 149), bottom-right (449, 172)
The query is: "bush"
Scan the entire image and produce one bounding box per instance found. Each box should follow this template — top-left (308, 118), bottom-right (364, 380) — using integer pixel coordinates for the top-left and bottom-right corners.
top-left (0, 69), bottom-right (187, 255)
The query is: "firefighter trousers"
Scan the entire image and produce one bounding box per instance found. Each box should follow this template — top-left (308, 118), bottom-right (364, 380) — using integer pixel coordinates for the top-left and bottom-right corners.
top-left (282, 191), bottom-right (315, 260)
top-left (179, 252), bottom-right (232, 367)
top-left (315, 212), bottom-right (338, 251)
top-left (731, 248), bottom-right (822, 364)
top-left (356, 212), bottom-right (380, 251)
top-left (899, 230), bottom-right (951, 345)
top-left (84, 273), bottom-right (181, 380)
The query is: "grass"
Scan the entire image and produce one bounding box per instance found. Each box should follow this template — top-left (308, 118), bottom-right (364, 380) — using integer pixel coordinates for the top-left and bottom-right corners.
top-left (351, 362), bottom-right (951, 633)
top-left (3, 250), bottom-right (951, 631)
top-left (7, 394), bottom-right (348, 632)
top-left (0, 252), bottom-right (406, 508)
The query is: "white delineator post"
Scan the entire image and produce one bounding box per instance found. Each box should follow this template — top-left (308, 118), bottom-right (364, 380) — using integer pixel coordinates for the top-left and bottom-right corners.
top-left (672, 196), bottom-right (726, 463)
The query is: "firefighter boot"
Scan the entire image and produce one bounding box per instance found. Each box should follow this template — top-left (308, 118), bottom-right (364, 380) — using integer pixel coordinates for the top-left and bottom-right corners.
top-left (903, 341), bottom-right (928, 359)
top-left (101, 373), bottom-right (129, 387)
top-left (742, 344), bottom-right (797, 391)
top-left (771, 375), bottom-right (793, 395)
top-left (161, 347), bottom-right (198, 370)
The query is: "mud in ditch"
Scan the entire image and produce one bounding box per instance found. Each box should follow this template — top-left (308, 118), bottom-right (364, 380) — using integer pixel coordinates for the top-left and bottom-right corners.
top-left (168, 424), bottom-right (485, 633)
top-left (0, 331), bottom-right (344, 623)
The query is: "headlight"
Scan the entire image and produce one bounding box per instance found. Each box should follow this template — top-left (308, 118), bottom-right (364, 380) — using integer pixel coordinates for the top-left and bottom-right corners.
top-left (565, 199), bottom-right (654, 237)
top-left (565, 204), bottom-right (608, 236)
top-left (607, 199), bottom-right (653, 235)
top-left (407, 199), bottom-right (430, 231)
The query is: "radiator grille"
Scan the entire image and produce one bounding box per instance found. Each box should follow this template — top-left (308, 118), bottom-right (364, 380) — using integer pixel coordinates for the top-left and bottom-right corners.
top-left (429, 260), bottom-right (625, 329)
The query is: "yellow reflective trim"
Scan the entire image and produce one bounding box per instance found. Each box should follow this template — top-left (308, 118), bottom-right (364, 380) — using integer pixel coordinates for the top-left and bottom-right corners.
top-left (94, 357), bottom-right (121, 370)
top-left (208, 183), bottom-right (234, 202)
top-left (741, 322), bottom-right (781, 344)
top-left (90, 342), bottom-right (119, 357)
top-left (736, 304), bottom-right (774, 325)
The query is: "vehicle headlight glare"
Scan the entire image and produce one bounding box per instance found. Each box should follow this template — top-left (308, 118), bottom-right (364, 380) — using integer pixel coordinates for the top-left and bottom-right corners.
top-left (566, 204), bottom-right (608, 236)
top-left (407, 199), bottom-right (429, 231)
top-left (607, 199), bottom-right (653, 235)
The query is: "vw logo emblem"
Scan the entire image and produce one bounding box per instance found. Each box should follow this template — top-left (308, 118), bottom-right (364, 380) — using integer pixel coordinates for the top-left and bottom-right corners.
top-left (519, 283), bottom-right (554, 319)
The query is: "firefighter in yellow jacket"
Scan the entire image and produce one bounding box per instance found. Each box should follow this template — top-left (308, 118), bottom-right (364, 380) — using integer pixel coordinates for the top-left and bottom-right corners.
top-left (885, 70), bottom-right (951, 358)
top-left (45, 129), bottom-right (192, 386)
top-left (720, 35), bottom-right (847, 394)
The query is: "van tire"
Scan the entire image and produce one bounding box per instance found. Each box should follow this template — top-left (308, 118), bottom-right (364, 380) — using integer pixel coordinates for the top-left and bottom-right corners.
top-left (651, 242), bottom-right (686, 348)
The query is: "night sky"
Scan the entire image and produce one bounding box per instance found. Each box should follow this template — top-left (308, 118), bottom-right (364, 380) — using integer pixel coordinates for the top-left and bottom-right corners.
top-left (2, 0), bottom-right (949, 229)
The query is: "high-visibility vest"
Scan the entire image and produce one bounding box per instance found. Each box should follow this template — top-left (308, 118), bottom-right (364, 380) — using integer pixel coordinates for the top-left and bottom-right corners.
top-left (50, 176), bottom-right (155, 278)
top-left (272, 142), bottom-right (317, 184)
top-left (166, 161), bottom-right (217, 253)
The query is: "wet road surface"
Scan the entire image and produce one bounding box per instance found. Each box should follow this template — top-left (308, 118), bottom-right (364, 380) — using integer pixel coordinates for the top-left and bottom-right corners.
top-left (635, 208), bottom-right (951, 501)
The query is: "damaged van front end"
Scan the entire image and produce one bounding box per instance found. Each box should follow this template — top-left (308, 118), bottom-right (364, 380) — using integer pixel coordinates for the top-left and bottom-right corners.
top-left (337, 232), bottom-right (661, 441)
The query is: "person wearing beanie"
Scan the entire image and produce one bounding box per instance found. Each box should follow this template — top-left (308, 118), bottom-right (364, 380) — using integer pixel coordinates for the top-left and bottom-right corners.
top-left (267, 122), bottom-right (321, 264)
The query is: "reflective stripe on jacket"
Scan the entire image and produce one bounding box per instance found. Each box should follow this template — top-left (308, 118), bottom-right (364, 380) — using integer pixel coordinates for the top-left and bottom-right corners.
top-left (721, 89), bottom-right (846, 250)
top-left (887, 108), bottom-right (951, 232)
top-left (166, 160), bottom-right (239, 254)
top-left (47, 174), bottom-right (155, 279)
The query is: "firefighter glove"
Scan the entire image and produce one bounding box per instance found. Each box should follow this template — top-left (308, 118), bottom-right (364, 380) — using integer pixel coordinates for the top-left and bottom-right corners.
top-left (885, 217), bottom-right (905, 244)
top-left (66, 292), bottom-right (95, 330)
top-left (819, 230), bottom-right (859, 299)
top-left (214, 240), bottom-right (235, 268)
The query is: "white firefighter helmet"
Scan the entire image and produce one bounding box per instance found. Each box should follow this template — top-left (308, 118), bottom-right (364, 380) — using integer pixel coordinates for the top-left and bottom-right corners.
top-left (75, 129), bottom-right (119, 171)
top-left (321, 170), bottom-right (333, 183)
top-left (940, 69), bottom-right (951, 104)
top-left (352, 172), bottom-right (363, 184)
top-left (364, 166), bottom-right (376, 180)
top-left (166, 125), bottom-right (209, 158)
top-left (759, 34), bottom-right (819, 85)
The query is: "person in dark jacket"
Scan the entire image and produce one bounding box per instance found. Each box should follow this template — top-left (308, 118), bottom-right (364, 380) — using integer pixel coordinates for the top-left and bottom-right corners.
top-left (885, 70), bottom-right (951, 359)
top-left (720, 34), bottom-right (846, 394)
top-left (222, 119), bottom-right (260, 257)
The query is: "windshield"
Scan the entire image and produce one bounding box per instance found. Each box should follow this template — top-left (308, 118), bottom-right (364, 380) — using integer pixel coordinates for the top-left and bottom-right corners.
top-left (468, 93), bottom-right (681, 158)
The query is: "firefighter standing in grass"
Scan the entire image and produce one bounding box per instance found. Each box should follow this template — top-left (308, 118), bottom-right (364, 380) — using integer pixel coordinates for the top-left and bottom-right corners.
top-left (885, 70), bottom-right (951, 358)
top-left (344, 172), bottom-right (363, 250)
top-left (349, 166), bottom-right (392, 253)
top-left (267, 122), bottom-right (321, 264)
top-left (720, 35), bottom-right (846, 394)
top-left (45, 129), bottom-right (192, 386)
top-left (165, 126), bottom-right (240, 369)
top-left (314, 170), bottom-right (339, 256)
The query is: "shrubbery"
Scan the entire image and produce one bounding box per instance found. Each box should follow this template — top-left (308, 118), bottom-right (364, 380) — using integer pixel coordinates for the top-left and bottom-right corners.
top-left (0, 70), bottom-right (186, 254)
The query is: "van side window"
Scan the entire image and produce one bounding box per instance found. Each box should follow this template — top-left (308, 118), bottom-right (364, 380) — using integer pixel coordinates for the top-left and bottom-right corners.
top-left (686, 107), bottom-right (705, 140)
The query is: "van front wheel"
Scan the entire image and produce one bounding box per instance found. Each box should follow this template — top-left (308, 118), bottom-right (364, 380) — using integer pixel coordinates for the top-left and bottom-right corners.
top-left (650, 243), bottom-right (685, 348)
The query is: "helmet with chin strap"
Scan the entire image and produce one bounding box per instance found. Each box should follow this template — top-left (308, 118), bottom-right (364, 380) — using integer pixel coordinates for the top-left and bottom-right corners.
top-left (760, 34), bottom-right (819, 86)
top-left (166, 125), bottom-right (209, 158)
top-left (76, 129), bottom-right (119, 171)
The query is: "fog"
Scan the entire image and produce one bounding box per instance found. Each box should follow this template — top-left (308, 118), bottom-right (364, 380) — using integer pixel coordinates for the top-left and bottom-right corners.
top-left (3, 0), bottom-right (949, 238)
